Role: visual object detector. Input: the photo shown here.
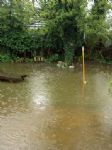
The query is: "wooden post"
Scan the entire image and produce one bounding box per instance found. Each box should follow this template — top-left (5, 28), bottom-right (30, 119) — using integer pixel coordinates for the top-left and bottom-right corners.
top-left (82, 46), bottom-right (87, 84)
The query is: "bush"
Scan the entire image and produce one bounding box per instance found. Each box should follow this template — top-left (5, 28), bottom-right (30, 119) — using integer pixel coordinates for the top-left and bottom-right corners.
top-left (0, 54), bottom-right (12, 62)
top-left (0, 31), bottom-right (42, 54)
top-left (46, 54), bottom-right (59, 62)
top-left (64, 44), bottom-right (74, 65)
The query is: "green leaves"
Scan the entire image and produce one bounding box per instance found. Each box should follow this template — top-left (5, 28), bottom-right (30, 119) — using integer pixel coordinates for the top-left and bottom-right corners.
top-left (0, 0), bottom-right (35, 32)
top-left (0, 31), bottom-right (41, 53)
top-left (0, 0), bottom-right (112, 62)
top-left (85, 0), bottom-right (111, 48)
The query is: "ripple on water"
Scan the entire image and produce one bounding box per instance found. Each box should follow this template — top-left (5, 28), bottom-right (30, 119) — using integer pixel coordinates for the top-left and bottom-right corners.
top-left (0, 64), bottom-right (112, 150)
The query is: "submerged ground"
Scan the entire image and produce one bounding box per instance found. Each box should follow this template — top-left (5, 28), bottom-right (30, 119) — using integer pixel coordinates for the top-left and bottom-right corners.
top-left (0, 63), bottom-right (112, 150)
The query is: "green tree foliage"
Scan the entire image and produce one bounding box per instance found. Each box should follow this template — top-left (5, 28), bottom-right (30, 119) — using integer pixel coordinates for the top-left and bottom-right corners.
top-left (0, 0), bottom-right (112, 63)
top-left (0, 0), bottom-right (35, 32)
top-left (38, 0), bottom-right (112, 63)
top-left (85, 0), bottom-right (111, 48)
top-left (0, 0), bottom-right (38, 56)
top-left (38, 0), bottom-right (87, 64)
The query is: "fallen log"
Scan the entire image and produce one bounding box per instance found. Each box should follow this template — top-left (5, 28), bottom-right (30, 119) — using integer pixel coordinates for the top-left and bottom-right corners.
top-left (0, 75), bottom-right (28, 83)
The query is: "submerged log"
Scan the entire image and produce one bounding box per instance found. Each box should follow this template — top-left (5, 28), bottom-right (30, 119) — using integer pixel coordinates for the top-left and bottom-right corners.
top-left (0, 75), bottom-right (28, 83)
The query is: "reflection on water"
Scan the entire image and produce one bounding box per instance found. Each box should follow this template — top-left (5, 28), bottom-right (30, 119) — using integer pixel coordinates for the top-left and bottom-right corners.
top-left (0, 63), bottom-right (112, 150)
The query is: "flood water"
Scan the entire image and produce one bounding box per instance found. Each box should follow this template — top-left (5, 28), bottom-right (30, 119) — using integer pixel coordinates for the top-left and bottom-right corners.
top-left (0, 63), bottom-right (112, 150)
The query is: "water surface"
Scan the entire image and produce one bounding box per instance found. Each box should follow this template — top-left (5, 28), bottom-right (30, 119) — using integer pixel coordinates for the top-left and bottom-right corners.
top-left (0, 63), bottom-right (112, 150)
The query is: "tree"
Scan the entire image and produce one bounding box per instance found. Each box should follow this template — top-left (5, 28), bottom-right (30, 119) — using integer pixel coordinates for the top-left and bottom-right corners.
top-left (0, 0), bottom-right (37, 57)
top-left (85, 0), bottom-right (111, 52)
top-left (38, 0), bottom-right (87, 64)
top-left (0, 0), bottom-right (35, 32)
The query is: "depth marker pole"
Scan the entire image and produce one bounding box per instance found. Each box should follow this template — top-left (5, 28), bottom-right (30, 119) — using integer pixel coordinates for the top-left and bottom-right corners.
top-left (82, 46), bottom-right (87, 84)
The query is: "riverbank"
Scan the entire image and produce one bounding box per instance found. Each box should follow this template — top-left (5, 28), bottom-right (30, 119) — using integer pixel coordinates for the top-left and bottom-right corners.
top-left (0, 53), bottom-right (112, 65)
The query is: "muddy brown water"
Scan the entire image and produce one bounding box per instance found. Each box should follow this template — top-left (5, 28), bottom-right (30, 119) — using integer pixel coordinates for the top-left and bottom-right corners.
top-left (0, 63), bottom-right (112, 150)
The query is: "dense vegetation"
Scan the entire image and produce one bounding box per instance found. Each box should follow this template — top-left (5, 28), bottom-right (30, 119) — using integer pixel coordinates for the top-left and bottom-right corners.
top-left (0, 0), bottom-right (112, 64)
